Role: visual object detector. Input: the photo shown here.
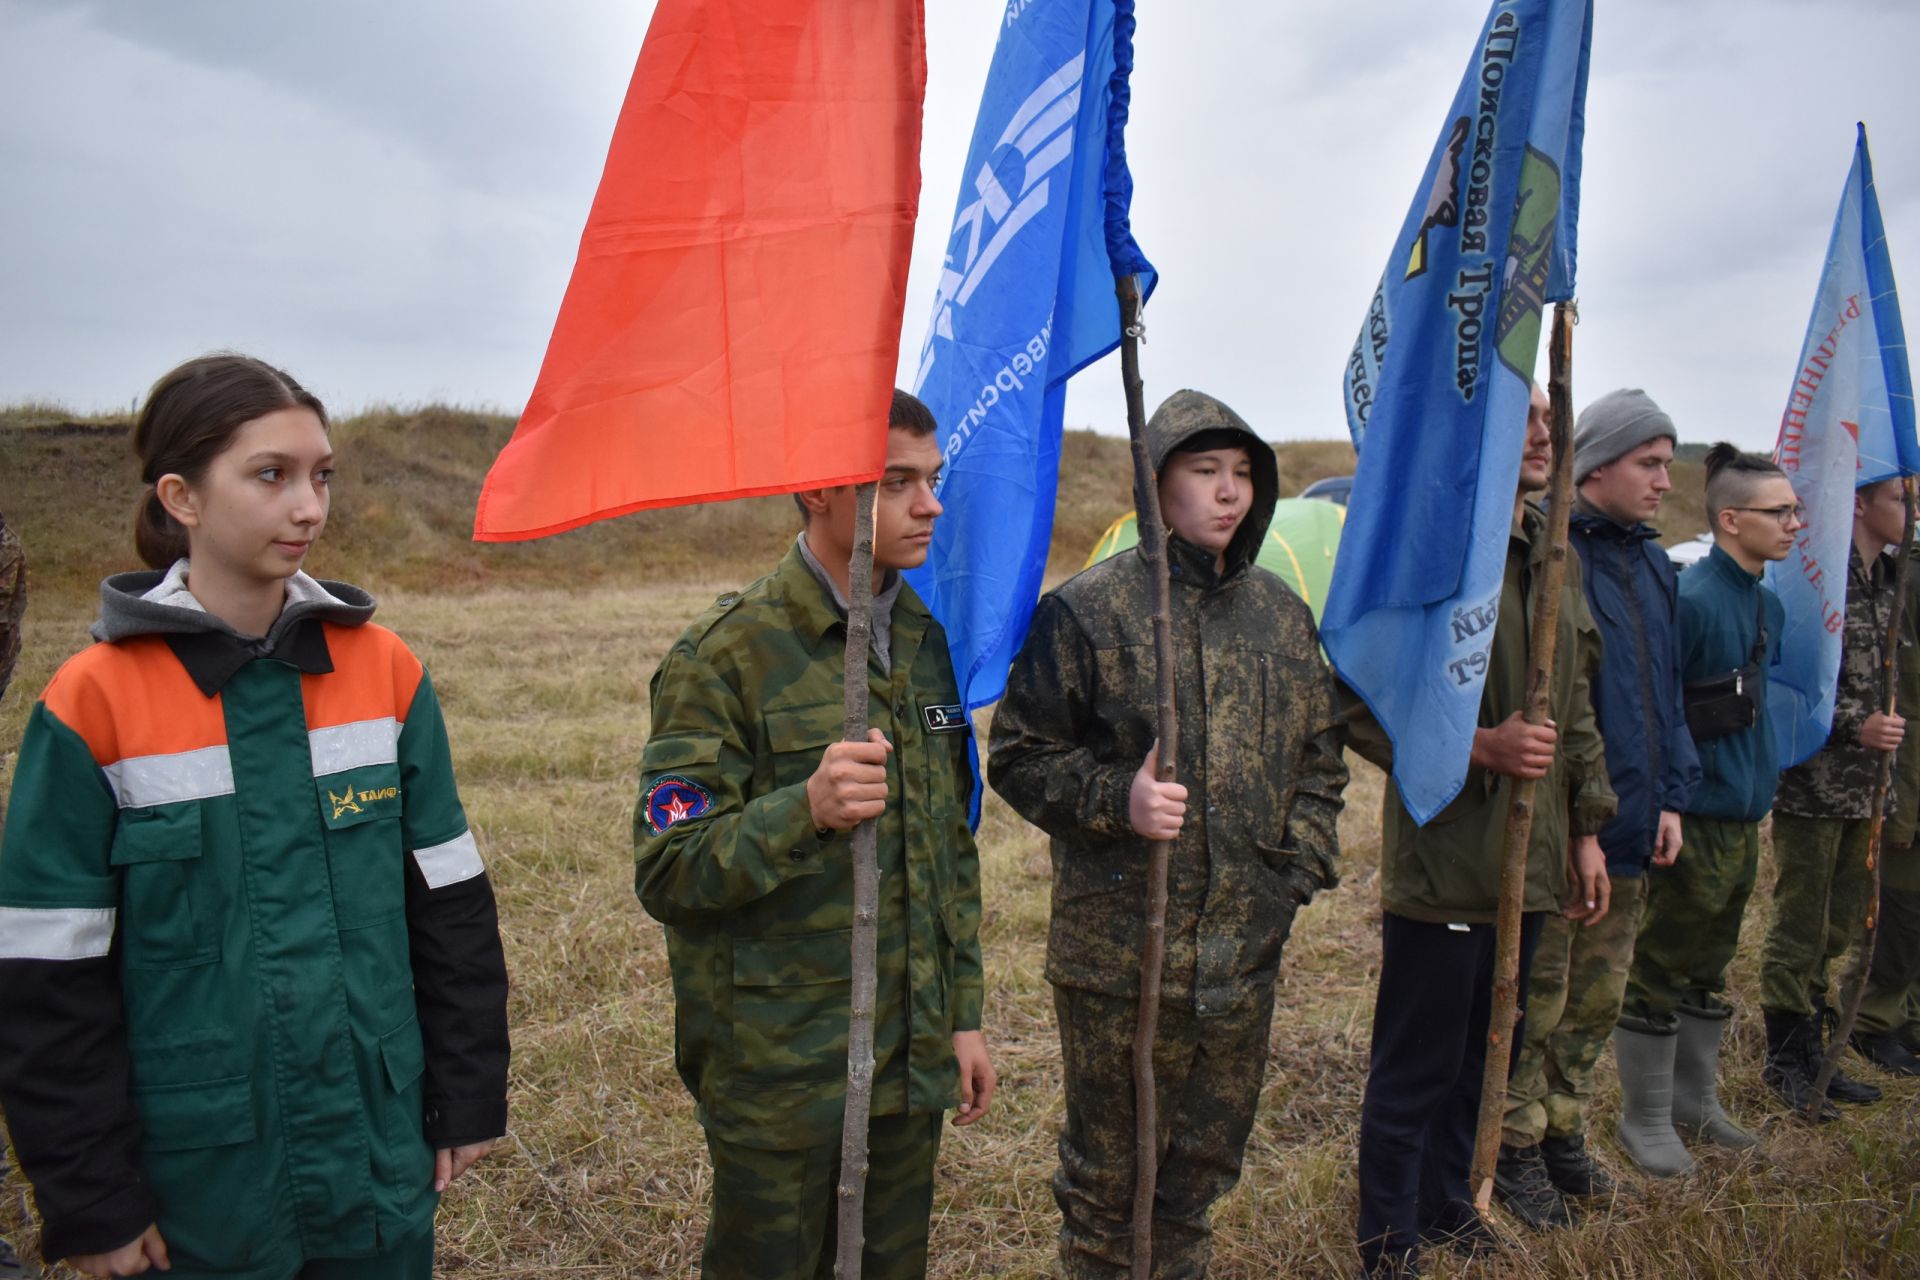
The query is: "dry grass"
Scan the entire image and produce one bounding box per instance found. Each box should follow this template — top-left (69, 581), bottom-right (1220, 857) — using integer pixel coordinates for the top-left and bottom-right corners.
top-left (2, 573), bottom-right (1916, 1279)
top-left (0, 405), bottom-right (1870, 1276)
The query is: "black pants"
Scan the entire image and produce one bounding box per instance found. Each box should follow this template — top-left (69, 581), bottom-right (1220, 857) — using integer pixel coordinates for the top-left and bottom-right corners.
top-left (1355, 910), bottom-right (1546, 1267)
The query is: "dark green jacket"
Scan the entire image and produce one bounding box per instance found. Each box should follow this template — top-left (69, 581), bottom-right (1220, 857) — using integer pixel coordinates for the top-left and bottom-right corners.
top-left (635, 545), bottom-right (983, 1151)
top-left (1344, 504), bottom-right (1617, 924)
top-left (988, 390), bottom-right (1347, 1015)
top-left (1676, 544), bottom-right (1787, 821)
top-left (1778, 544), bottom-right (1899, 819)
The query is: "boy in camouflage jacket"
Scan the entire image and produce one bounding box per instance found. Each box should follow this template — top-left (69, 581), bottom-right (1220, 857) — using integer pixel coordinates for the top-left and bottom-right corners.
top-left (1761, 476), bottom-right (1909, 1113)
top-left (634, 393), bottom-right (995, 1280)
top-left (990, 390), bottom-right (1347, 1279)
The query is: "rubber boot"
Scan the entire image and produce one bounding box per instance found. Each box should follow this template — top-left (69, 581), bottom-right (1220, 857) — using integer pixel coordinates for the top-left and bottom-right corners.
top-left (1610, 1025), bottom-right (1696, 1177)
top-left (1671, 1007), bottom-right (1757, 1149)
top-left (1762, 1009), bottom-right (1838, 1122)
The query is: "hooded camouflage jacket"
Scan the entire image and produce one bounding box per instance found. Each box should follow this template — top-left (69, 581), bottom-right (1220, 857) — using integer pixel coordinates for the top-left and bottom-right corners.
top-left (1343, 503), bottom-right (1617, 924)
top-left (1777, 544), bottom-right (1899, 819)
top-left (634, 544), bottom-right (983, 1150)
top-left (988, 391), bottom-right (1348, 1016)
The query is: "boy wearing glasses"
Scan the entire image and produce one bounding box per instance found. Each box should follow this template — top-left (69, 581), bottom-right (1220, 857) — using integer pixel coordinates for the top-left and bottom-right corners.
top-left (1757, 472), bottom-right (1910, 1114)
top-left (1616, 444), bottom-right (1794, 1163)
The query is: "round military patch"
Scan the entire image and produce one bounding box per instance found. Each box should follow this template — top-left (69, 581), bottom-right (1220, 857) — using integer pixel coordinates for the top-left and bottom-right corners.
top-left (643, 775), bottom-right (713, 836)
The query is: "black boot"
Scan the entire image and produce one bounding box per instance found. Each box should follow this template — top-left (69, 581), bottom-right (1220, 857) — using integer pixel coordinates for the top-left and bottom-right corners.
top-left (1816, 1006), bottom-right (1883, 1104)
top-left (1539, 1132), bottom-right (1617, 1200)
top-left (1763, 1009), bottom-right (1839, 1121)
top-left (1852, 1029), bottom-right (1920, 1076)
top-left (1493, 1142), bottom-right (1572, 1229)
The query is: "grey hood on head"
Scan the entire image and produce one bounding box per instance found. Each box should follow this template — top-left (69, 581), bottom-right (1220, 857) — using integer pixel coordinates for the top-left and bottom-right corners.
top-left (91, 560), bottom-right (376, 646)
top-left (1143, 389), bottom-right (1279, 575)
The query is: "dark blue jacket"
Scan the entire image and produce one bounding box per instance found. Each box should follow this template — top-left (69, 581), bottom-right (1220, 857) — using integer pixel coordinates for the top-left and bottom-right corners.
top-left (1677, 544), bottom-right (1787, 822)
top-left (1570, 509), bottom-right (1702, 875)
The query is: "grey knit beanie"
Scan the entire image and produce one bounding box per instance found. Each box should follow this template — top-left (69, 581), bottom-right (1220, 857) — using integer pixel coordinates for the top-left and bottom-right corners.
top-left (1573, 388), bottom-right (1676, 482)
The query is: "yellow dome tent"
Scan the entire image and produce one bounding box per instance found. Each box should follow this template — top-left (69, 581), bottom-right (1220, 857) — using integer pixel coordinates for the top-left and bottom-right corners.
top-left (1082, 498), bottom-right (1346, 622)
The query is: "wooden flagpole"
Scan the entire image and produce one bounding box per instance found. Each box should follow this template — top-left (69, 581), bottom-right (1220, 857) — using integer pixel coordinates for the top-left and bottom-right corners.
top-left (1470, 301), bottom-right (1577, 1213)
top-left (835, 481), bottom-right (881, 1278)
top-left (1115, 273), bottom-right (1176, 1280)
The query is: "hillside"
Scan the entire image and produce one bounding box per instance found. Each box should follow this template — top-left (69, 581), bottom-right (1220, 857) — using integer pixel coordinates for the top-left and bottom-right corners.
top-left (0, 404), bottom-right (1707, 607)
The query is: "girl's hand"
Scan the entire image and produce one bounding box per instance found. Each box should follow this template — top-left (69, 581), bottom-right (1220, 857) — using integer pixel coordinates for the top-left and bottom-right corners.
top-left (69, 1223), bottom-right (170, 1276)
top-left (434, 1140), bottom-right (497, 1191)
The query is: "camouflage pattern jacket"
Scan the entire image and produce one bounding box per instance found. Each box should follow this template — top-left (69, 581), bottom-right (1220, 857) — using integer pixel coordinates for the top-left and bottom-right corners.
top-left (988, 392), bottom-right (1347, 1017)
top-left (1778, 544), bottom-right (1899, 819)
top-left (634, 544), bottom-right (983, 1151)
top-left (1343, 504), bottom-right (1618, 924)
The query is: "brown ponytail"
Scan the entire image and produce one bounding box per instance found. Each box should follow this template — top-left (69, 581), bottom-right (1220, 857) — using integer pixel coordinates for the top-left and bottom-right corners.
top-left (129, 354), bottom-right (328, 569)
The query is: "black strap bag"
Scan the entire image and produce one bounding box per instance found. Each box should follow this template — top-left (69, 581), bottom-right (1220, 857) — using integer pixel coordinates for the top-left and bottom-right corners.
top-left (1683, 594), bottom-right (1768, 741)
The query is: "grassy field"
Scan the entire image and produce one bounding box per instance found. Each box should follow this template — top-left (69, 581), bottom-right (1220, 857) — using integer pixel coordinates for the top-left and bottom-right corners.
top-left (2, 409), bottom-right (1906, 1278)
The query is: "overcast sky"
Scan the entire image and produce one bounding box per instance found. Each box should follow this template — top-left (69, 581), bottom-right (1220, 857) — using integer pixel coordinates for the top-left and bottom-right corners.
top-left (3, 0), bottom-right (1915, 454)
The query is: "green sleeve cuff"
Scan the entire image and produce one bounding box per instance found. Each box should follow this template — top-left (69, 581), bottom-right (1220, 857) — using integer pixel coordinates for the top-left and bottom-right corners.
top-left (951, 981), bottom-right (984, 1033)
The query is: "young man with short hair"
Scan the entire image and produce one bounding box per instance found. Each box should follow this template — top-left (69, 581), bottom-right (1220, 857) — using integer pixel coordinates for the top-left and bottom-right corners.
top-left (1617, 444), bottom-right (1797, 1151)
top-left (990, 390), bottom-right (1347, 1279)
top-left (1759, 474), bottom-right (1909, 1114)
top-left (634, 391), bottom-right (996, 1279)
top-left (1346, 383), bottom-right (1616, 1276)
top-left (1496, 389), bottom-right (1701, 1219)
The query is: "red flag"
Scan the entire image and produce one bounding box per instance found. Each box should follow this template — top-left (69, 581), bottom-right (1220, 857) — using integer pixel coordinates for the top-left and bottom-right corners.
top-left (474, 1), bottom-right (927, 541)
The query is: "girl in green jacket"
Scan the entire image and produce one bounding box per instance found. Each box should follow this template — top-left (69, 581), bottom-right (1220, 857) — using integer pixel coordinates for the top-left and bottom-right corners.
top-left (0, 355), bottom-right (510, 1280)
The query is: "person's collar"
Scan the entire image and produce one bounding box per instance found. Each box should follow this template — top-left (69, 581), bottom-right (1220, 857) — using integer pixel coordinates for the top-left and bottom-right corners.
top-left (1165, 533), bottom-right (1226, 589)
top-left (1570, 496), bottom-right (1658, 541)
top-left (796, 531), bottom-right (901, 618)
top-left (1707, 542), bottom-right (1764, 583)
top-left (167, 619), bottom-right (334, 697)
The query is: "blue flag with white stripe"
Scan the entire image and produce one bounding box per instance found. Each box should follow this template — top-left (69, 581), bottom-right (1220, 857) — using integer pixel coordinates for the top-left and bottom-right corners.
top-left (905, 0), bottom-right (1154, 821)
top-left (1767, 125), bottom-right (1918, 767)
top-left (1324, 0), bottom-right (1592, 824)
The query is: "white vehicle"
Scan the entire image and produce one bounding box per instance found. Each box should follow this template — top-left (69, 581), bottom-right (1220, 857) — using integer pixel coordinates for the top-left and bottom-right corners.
top-left (1666, 533), bottom-right (1714, 570)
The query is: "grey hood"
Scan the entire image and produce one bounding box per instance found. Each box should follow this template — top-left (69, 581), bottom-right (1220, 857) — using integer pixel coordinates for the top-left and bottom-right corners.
top-left (92, 560), bottom-right (375, 645)
top-left (1143, 389), bottom-right (1279, 577)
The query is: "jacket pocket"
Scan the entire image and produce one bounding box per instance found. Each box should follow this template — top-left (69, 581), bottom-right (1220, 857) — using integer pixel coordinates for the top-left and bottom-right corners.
top-left (728, 928), bottom-right (852, 1090)
top-left (135, 1074), bottom-right (270, 1269)
top-left (110, 805), bottom-right (218, 969)
top-left (763, 702), bottom-right (843, 790)
top-left (317, 763), bottom-right (406, 929)
top-left (371, 1013), bottom-right (435, 1195)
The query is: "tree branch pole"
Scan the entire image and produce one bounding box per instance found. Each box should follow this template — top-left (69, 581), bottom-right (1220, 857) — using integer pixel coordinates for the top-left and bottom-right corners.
top-left (1808, 474), bottom-right (1916, 1114)
top-left (834, 480), bottom-right (880, 1279)
top-left (1115, 273), bottom-right (1177, 1280)
top-left (1470, 301), bottom-right (1577, 1214)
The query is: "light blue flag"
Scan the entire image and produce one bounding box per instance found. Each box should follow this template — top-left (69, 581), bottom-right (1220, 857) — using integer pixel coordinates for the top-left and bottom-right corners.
top-left (1324, 0), bottom-right (1592, 824)
top-left (1767, 125), bottom-right (1918, 767)
top-left (905, 0), bottom-right (1154, 820)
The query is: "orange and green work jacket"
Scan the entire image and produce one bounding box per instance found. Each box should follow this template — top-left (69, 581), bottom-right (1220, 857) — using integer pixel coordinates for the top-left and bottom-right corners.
top-left (0, 565), bottom-right (509, 1276)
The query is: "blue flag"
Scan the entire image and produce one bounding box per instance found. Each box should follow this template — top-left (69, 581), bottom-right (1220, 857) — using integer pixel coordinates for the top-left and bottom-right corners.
top-left (905, 0), bottom-right (1154, 820)
top-left (1324, 0), bottom-right (1593, 824)
top-left (1767, 125), bottom-right (1918, 767)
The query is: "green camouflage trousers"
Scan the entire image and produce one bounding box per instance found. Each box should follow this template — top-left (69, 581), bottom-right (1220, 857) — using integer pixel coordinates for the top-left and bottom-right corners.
top-left (1504, 875), bottom-right (1647, 1145)
top-left (1621, 818), bottom-right (1761, 1031)
top-left (1760, 814), bottom-right (1875, 1017)
top-left (702, 1111), bottom-right (941, 1280)
top-left (1053, 982), bottom-right (1274, 1280)
top-left (1858, 844), bottom-right (1920, 1036)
